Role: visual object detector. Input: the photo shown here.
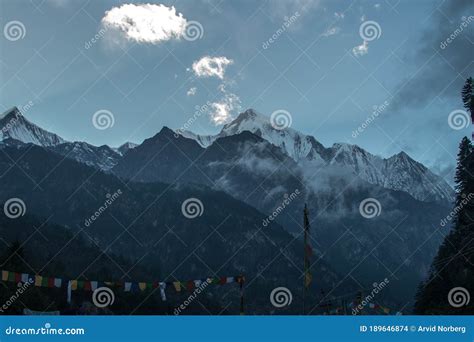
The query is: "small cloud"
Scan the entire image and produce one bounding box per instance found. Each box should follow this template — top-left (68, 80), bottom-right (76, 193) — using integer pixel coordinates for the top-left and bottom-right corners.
top-left (192, 56), bottom-right (234, 80)
top-left (322, 26), bottom-right (341, 37)
top-left (187, 87), bottom-right (197, 96)
top-left (334, 12), bottom-right (345, 20)
top-left (374, 4), bottom-right (381, 10)
top-left (101, 3), bottom-right (187, 44)
top-left (208, 85), bottom-right (241, 125)
top-left (360, 14), bottom-right (366, 22)
top-left (47, 0), bottom-right (69, 7)
top-left (352, 40), bottom-right (369, 57)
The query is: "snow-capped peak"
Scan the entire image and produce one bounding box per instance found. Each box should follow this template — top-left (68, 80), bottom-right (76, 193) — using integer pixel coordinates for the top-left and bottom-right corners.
top-left (0, 107), bottom-right (65, 147)
top-left (116, 142), bottom-right (139, 156)
top-left (182, 109), bottom-right (327, 162)
top-left (178, 108), bottom-right (453, 202)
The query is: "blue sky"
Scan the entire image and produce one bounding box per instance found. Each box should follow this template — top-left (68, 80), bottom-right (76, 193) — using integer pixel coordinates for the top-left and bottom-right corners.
top-left (0, 0), bottom-right (473, 183)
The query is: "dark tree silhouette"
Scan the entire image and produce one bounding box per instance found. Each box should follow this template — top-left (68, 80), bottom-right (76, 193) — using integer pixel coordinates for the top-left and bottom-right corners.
top-left (462, 77), bottom-right (474, 139)
top-left (414, 137), bottom-right (474, 314)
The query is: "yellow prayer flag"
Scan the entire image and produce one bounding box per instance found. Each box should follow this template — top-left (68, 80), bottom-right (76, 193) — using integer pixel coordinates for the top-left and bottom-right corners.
top-left (139, 282), bottom-right (147, 291)
top-left (1, 270), bottom-right (8, 281)
top-left (71, 280), bottom-right (78, 290)
top-left (304, 272), bottom-right (312, 288)
top-left (35, 275), bottom-right (42, 287)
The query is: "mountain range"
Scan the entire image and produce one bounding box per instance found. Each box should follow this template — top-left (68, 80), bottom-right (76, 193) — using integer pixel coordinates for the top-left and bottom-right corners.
top-left (0, 105), bottom-right (455, 313)
top-left (1, 107), bottom-right (453, 202)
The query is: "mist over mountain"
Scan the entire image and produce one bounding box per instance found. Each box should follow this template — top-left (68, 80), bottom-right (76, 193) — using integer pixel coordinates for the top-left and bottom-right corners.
top-left (0, 106), bottom-right (455, 313)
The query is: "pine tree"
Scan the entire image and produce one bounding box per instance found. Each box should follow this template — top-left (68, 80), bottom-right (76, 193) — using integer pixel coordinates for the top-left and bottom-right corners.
top-left (462, 77), bottom-right (474, 139)
top-left (414, 138), bottom-right (474, 314)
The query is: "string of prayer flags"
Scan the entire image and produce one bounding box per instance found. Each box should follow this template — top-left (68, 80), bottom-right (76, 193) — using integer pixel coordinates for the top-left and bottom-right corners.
top-left (1, 269), bottom-right (243, 302)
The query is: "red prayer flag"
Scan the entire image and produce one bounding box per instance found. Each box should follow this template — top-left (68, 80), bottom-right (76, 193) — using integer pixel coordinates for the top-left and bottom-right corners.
top-left (187, 281), bottom-right (194, 291)
top-left (84, 281), bottom-right (91, 291)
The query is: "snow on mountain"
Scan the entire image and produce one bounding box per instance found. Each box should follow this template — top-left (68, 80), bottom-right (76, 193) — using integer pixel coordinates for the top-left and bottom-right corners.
top-left (0, 106), bottom-right (120, 171)
top-left (0, 107), bottom-right (65, 146)
top-left (184, 109), bottom-right (327, 162)
top-left (382, 152), bottom-right (454, 202)
top-left (116, 142), bottom-right (138, 156)
top-left (327, 144), bottom-right (454, 202)
top-left (178, 109), bottom-right (454, 202)
top-left (50, 142), bottom-right (120, 171)
top-left (177, 130), bottom-right (215, 149)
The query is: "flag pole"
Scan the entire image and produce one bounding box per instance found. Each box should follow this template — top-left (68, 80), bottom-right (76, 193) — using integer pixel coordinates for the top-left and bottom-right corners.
top-left (303, 203), bottom-right (310, 315)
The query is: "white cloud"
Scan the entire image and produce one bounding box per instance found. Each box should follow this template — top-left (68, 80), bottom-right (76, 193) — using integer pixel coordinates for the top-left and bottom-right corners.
top-left (321, 26), bottom-right (341, 37)
top-left (192, 56), bottom-right (234, 80)
top-left (352, 40), bottom-right (369, 57)
top-left (208, 85), bottom-right (241, 125)
top-left (101, 3), bottom-right (187, 44)
top-left (334, 12), bottom-right (345, 20)
top-left (187, 87), bottom-right (197, 96)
